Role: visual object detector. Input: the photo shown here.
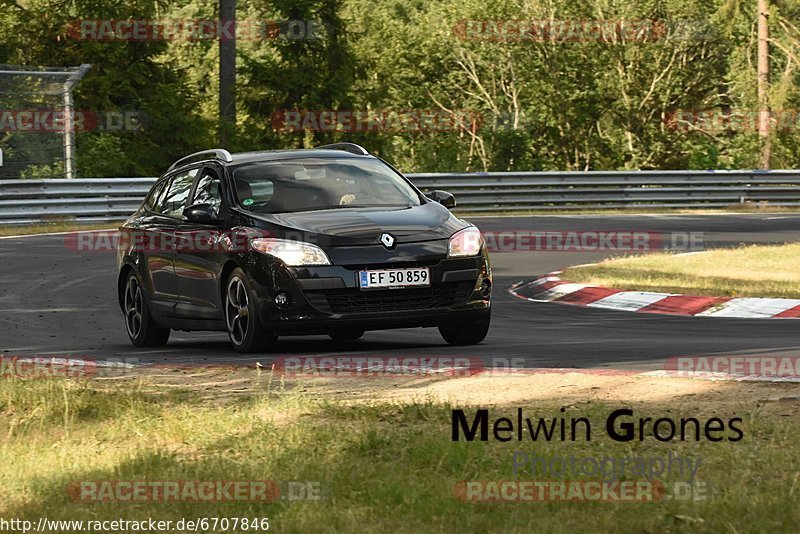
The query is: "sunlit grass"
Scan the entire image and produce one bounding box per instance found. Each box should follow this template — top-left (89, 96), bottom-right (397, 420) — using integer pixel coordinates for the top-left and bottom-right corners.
top-left (564, 243), bottom-right (800, 298)
top-left (461, 206), bottom-right (800, 217)
top-left (0, 221), bottom-right (121, 237)
top-left (0, 375), bottom-right (797, 532)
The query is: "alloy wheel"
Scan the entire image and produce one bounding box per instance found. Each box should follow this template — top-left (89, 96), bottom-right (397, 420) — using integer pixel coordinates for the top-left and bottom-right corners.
top-left (226, 277), bottom-right (250, 346)
top-left (124, 275), bottom-right (143, 339)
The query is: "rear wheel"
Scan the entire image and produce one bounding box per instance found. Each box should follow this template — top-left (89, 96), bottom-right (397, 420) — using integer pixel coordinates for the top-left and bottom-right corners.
top-left (225, 268), bottom-right (276, 353)
top-left (329, 328), bottom-right (365, 342)
top-left (123, 271), bottom-right (170, 347)
top-left (438, 312), bottom-right (490, 345)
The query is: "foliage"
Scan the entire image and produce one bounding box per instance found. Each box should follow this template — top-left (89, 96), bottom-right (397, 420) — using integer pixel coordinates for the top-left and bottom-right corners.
top-left (0, 0), bottom-right (798, 176)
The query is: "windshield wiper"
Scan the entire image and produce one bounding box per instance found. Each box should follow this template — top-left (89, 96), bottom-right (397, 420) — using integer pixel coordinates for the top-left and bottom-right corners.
top-left (268, 204), bottom-right (414, 214)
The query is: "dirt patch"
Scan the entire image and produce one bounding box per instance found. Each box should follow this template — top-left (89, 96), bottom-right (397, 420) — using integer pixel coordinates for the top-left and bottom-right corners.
top-left (96, 364), bottom-right (800, 417)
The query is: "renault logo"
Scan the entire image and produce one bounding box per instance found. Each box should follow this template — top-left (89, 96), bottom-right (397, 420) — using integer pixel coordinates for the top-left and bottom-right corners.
top-left (379, 233), bottom-right (396, 249)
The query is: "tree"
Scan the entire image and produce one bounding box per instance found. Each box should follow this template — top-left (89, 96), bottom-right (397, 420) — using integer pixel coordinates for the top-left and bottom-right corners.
top-left (238, 0), bottom-right (355, 149)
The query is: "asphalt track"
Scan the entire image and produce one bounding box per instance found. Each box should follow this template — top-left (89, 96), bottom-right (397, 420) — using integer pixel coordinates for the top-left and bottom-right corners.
top-left (2, 213), bottom-right (800, 370)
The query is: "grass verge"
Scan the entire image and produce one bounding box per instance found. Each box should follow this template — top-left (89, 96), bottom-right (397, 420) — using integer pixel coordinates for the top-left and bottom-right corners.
top-left (0, 372), bottom-right (798, 533)
top-left (458, 205), bottom-right (800, 218)
top-left (563, 243), bottom-right (800, 299)
top-left (0, 221), bottom-right (121, 237)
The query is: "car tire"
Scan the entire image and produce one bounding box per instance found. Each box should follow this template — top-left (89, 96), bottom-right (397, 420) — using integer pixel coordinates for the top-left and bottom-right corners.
top-left (123, 271), bottom-right (170, 347)
top-left (438, 312), bottom-right (490, 345)
top-left (329, 328), bottom-right (365, 342)
top-left (225, 268), bottom-right (276, 353)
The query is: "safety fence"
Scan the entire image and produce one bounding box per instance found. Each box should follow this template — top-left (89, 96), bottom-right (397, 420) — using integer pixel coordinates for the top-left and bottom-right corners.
top-left (1, 170), bottom-right (799, 225)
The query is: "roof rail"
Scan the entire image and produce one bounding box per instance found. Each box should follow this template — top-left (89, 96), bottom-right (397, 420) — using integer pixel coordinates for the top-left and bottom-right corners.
top-left (168, 149), bottom-right (233, 171)
top-left (315, 142), bottom-right (369, 156)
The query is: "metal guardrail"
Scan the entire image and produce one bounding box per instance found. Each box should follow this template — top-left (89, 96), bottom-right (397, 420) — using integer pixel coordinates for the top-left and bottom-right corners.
top-left (2, 170), bottom-right (800, 225)
top-left (0, 178), bottom-right (157, 225)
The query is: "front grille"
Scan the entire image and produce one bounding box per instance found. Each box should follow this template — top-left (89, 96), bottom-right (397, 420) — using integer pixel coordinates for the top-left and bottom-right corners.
top-left (304, 281), bottom-right (474, 314)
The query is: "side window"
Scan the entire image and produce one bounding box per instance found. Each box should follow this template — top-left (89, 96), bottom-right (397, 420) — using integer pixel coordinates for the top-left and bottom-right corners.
top-left (143, 179), bottom-right (168, 212)
top-left (158, 168), bottom-right (199, 218)
top-left (192, 169), bottom-right (223, 215)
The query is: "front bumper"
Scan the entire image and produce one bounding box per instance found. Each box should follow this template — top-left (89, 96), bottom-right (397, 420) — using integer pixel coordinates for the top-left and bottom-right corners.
top-left (242, 245), bottom-right (492, 335)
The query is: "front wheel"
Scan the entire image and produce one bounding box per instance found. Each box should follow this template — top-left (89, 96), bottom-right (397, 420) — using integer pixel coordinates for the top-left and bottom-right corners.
top-left (438, 312), bottom-right (490, 345)
top-left (123, 271), bottom-right (170, 347)
top-left (225, 268), bottom-right (276, 353)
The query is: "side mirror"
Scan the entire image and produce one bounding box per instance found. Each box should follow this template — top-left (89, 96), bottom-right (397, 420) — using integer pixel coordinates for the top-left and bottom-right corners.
top-left (427, 190), bottom-right (456, 209)
top-left (183, 203), bottom-right (222, 224)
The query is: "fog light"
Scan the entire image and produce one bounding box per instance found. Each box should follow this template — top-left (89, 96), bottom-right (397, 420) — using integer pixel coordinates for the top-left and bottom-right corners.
top-left (274, 292), bottom-right (290, 307)
top-left (480, 279), bottom-right (492, 298)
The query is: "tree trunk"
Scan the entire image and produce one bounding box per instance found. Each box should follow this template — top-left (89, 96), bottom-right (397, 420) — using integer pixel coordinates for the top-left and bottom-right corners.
top-left (757, 0), bottom-right (771, 169)
top-left (219, 0), bottom-right (236, 147)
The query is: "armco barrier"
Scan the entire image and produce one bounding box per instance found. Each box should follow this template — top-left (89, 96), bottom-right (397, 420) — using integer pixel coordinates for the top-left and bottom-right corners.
top-left (1, 170), bottom-right (800, 225)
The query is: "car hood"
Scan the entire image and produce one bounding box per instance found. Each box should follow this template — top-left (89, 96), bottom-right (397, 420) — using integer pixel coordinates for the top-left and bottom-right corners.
top-left (243, 202), bottom-right (468, 246)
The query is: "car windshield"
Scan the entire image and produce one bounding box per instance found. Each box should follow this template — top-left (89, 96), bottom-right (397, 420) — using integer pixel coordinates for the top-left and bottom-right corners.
top-left (231, 158), bottom-right (422, 213)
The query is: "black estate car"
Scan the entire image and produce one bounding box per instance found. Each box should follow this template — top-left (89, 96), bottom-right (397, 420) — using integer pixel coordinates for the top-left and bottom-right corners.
top-left (117, 143), bottom-right (492, 352)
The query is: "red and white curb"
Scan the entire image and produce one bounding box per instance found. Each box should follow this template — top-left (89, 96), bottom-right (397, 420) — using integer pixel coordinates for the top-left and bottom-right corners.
top-left (509, 272), bottom-right (800, 319)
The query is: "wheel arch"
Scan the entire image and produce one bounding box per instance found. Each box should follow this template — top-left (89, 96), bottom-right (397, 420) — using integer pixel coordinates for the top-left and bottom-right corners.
top-left (117, 262), bottom-right (136, 312)
top-left (219, 260), bottom-right (241, 306)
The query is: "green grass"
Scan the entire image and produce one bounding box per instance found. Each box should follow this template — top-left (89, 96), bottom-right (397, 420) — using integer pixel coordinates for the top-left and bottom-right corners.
top-left (0, 376), bottom-right (798, 533)
top-left (0, 221), bottom-right (121, 237)
top-left (563, 243), bottom-right (800, 299)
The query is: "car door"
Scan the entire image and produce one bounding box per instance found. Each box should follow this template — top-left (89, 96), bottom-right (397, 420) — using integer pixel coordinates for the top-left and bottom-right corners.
top-left (173, 164), bottom-right (229, 320)
top-left (144, 167), bottom-right (200, 312)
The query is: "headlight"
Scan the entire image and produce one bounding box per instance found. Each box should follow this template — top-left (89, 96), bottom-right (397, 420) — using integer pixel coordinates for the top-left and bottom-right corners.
top-left (448, 227), bottom-right (483, 258)
top-left (250, 238), bottom-right (331, 266)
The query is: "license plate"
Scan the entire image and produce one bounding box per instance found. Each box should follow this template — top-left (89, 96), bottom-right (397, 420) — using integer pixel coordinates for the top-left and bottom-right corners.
top-left (358, 267), bottom-right (430, 289)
